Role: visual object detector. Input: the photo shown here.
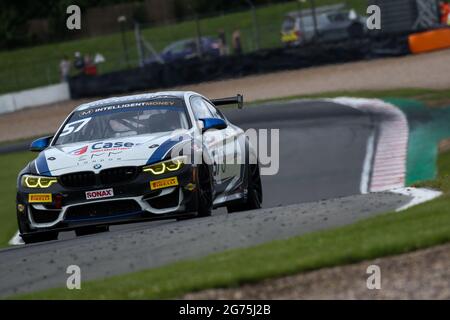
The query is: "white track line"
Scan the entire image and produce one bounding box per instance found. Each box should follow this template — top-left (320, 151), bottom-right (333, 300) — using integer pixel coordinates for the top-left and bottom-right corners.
top-left (8, 231), bottom-right (24, 246)
top-left (390, 187), bottom-right (443, 212)
top-left (360, 133), bottom-right (375, 194)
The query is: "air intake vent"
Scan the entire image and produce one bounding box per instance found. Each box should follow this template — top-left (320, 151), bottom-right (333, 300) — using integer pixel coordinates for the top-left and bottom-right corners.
top-left (58, 167), bottom-right (139, 188)
top-left (65, 200), bottom-right (141, 220)
top-left (59, 171), bottom-right (96, 188)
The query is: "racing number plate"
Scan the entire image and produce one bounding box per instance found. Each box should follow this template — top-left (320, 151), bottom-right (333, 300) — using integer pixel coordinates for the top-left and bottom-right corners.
top-left (150, 177), bottom-right (179, 190)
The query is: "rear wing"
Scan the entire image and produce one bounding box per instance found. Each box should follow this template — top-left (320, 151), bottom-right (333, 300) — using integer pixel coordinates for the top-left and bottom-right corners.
top-left (211, 94), bottom-right (243, 109)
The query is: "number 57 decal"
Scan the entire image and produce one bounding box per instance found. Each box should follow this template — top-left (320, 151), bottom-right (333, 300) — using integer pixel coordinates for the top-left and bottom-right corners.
top-left (60, 118), bottom-right (91, 137)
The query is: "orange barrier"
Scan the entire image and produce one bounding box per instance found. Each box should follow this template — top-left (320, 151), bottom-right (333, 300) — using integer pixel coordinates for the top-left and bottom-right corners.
top-left (409, 28), bottom-right (450, 54)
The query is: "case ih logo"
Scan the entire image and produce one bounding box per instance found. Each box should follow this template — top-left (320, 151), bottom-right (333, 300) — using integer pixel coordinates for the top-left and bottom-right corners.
top-left (70, 146), bottom-right (88, 156)
top-left (85, 188), bottom-right (114, 200)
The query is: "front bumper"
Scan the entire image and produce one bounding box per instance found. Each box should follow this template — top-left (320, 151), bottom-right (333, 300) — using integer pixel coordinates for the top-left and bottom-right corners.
top-left (17, 166), bottom-right (197, 234)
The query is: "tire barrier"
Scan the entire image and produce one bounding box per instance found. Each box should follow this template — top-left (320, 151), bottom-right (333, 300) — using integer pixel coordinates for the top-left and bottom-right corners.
top-left (68, 37), bottom-right (410, 99)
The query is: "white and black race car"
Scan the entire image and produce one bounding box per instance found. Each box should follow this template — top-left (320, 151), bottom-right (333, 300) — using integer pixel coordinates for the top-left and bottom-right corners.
top-left (16, 91), bottom-right (263, 243)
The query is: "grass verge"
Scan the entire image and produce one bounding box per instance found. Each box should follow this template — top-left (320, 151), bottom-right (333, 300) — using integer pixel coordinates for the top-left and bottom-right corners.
top-left (0, 152), bottom-right (37, 246)
top-left (14, 150), bottom-right (450, 299)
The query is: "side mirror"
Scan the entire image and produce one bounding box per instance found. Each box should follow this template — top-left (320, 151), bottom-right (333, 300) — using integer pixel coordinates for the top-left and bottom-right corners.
top-left (30, 136), bottom-right (53, 152)
top-left (200, 118), bottom-right (227, 133)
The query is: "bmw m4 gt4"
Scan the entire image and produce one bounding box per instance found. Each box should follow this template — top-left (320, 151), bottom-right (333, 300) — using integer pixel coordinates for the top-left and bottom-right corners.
top-left (16, 91), bottom-right (263, 243)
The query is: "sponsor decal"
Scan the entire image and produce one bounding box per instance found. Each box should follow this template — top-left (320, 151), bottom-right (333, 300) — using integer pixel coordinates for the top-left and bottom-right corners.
top-left (91, 141), bottom-right (136, 154)
top-left (77, 151), bottom-right (124, 166)
top-left (79, 100), bottom-right (177, 117)
top-left (85, 188), bottom-right (114, 200)
top-left (150, 177), bottom-right (179, 190)
top-left (79, 109), bottom-right (93, 117)
top-left (108, 151), bottom-right (123, 156)
top-left (73, 142), bottom-right (138, 167)
top-left (69, 145), bottom-right (88, 156)
top-left (29, 194), bottom-right (52, 203)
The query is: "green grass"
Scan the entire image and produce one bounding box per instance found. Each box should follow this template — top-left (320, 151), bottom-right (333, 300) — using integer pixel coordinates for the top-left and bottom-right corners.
top-left (14, 150), bottom-right (450, 299)
top-left (0, 0), bottom-right (366, 94)
top-left (0, 152), bottom-right (37, 246)
top-left (415, 150), bottom-right (450, 193)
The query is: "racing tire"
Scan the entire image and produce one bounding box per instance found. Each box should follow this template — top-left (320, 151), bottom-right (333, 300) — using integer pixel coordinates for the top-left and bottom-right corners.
top-left (196, 164), bottom-right (213, 217)
top-left (75, 225), bottom-right (109, 237)
top-left (227, 164), bottom-right (263, 213)
top-left (21, 231), bottom-right (58, 244)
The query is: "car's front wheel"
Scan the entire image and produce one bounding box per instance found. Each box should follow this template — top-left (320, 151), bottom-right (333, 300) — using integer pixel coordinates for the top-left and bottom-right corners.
top-left (21, 231), bottom-right (58, 244)
top-left (227, 164), bottom-right (263, 213)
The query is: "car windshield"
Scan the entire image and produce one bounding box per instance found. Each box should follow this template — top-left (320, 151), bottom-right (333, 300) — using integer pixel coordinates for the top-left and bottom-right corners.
top-left (282, 17), bottom-right (295, 32)
top-left (327, 11), bottom-right (350, 22)
top-left (54, 98), bottom-right (190, 146)
top-left (163, 40), bottom-right (192, 54)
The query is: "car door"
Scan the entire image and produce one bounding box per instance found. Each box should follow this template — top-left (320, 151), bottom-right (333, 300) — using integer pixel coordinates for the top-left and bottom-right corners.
top-left (189, 96), bottom-right (225, 190)
top-left (203, 99), bottom-right (244, 195)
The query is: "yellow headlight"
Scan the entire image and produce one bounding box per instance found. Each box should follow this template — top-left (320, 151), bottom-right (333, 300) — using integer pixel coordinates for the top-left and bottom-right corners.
top-left (143, 156), bottom-right (186, 175)
top-left (22, 175), bottom-right (58, 188)
top-left (166, 159), bottom-right (183, 171)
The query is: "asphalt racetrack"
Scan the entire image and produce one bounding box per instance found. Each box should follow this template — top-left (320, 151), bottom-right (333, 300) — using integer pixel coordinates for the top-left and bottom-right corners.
top-left (0, 101), bottom-right (411, 297)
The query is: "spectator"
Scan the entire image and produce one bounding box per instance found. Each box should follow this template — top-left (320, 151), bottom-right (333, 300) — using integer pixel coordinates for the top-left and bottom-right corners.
top-left (83, 54), bottom-right (97, 76)
top-left (59, 55), bottom-right (71, 82)
top-left (232, 28), bottom-right (242, 55)
top-left (440, 1), bottom-right (450, 25)
top-left (94, 53), bottom-right (105, 64)
top-left (73, 51), bottom-right (85, 73)
top-left (218, 28), bottom-right (227, 56)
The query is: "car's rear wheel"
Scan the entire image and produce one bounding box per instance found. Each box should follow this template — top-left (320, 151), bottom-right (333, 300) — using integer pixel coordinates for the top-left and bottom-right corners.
top-left (21, 231), bottom-right (58, 244)
top-left (75, 225), bottom-right (109, 237)
top-left (197, 164), bottom-right (213, 217)
top-left (227, 164), bottom-right (263, 213)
